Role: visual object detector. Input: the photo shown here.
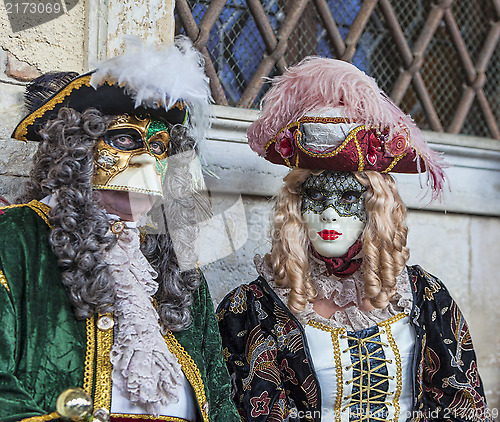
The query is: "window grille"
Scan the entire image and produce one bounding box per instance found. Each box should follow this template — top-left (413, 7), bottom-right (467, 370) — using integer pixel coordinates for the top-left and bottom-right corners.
top-left (176, 0), bottom-right (500, 139)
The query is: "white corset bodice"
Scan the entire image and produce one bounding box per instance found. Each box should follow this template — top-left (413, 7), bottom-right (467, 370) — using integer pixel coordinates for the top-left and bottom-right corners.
top-left (304, 313), bottom-right (415, 422)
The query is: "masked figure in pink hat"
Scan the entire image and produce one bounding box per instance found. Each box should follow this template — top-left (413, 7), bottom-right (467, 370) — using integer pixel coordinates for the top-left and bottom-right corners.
top-left (217, 58), bottom-right (491, 422)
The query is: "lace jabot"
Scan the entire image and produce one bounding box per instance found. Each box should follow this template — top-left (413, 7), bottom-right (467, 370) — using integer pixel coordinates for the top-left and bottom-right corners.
top-left (254, 254), bottom-right (413, 332)
top-left (104, 226), bottom-right (183, 414)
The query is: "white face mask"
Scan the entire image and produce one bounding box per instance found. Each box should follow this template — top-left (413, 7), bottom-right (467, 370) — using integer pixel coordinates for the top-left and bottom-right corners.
top-left (301, 171), bottom-right (367, 258)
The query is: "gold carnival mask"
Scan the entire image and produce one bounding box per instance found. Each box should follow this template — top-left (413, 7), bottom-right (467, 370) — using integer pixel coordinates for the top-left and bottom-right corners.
top-left (92, 113), bottom-right (170, 197)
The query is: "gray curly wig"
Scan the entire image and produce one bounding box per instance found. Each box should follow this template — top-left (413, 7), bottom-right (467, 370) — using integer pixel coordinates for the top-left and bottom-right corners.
top-left (18, 107), bottom-right (202, 331)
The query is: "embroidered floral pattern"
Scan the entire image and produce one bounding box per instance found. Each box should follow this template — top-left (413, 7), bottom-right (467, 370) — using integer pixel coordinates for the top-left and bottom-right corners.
top-left (217, 264), bottom-right (491, 422)
top-left (250, 391), bottom-right (271, 417)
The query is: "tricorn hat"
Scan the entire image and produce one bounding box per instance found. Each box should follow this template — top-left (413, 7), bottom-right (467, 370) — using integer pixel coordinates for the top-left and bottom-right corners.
top-left (247, 57), bottom-right (446, 198)
top-left (12, 36), bottom-right (211, 145)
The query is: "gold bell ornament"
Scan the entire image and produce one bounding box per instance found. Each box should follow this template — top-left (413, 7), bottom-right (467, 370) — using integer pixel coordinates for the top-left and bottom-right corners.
top-left (56, 388), bottom-right (110, 422)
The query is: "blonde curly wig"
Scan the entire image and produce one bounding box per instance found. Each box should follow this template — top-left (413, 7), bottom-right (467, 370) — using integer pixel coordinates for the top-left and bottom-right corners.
top-left (267, 168), bottom-right (410, 312)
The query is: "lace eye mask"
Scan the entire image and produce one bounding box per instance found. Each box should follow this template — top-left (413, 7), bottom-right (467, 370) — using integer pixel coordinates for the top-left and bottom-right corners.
top-left (301, 171), bottom-right (368, 222)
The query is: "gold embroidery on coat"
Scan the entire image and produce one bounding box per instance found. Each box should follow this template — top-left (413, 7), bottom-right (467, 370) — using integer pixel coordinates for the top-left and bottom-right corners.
top-left (84, 316), bottom-right (96, 396)
top-left (164, 331), bottom-right (209, 422)
top-left (94, 313), bottom-right (114, 410)
top-left (1, 200), bottom-right (52, 228)
top-left (0, 269), bottom-right (10, 293)
top-left (19, 412), bottom-right (60, 422)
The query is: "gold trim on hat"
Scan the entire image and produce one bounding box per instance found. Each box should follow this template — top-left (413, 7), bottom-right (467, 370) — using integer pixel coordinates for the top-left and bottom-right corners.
top-left (13, 74), bottom-right (93, 142)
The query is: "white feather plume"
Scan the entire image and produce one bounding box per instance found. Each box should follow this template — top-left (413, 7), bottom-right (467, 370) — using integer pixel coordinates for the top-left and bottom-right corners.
top-left (90, 35), bottom-right (212, 146)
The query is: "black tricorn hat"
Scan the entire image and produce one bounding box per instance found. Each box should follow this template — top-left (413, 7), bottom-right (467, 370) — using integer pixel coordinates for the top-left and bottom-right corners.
top-left (11, 71), bottom-right (188, 142)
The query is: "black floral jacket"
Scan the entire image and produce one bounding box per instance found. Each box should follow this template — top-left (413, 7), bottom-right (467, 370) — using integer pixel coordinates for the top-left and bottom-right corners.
top-left (217, 265), bottom-right (492, 422)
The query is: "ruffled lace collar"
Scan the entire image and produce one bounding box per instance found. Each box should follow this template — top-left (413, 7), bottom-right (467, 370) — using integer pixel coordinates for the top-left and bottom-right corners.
top-left (104, 226), bottom-right (182, 414)
top-left (254, 254), bottom-right (413, 332)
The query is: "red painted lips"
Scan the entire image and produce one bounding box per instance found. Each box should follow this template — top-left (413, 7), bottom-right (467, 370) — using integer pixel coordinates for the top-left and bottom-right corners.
top-left (318, 230), bottom-right (342, 240)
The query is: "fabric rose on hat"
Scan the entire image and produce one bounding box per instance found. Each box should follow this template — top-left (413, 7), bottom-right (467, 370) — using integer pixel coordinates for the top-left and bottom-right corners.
top-left (385, 133), bottom-right (408, 157)
top-left (275, 128), bottom-right (295, 158)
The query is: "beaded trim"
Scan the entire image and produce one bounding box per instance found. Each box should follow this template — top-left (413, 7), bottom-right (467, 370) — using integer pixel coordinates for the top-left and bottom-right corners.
top-left (0, 269), bottom-right (10, 293)
top-left (94, 313), bottom-right (114, 410)
top-left (92, 184), bottom-right (164, 197)
top-left (164, 331), bottom-right (209, 422)
top-left (298, 116), bottom-right (355, 125)
top-left (307, 320), bottom-right (346, 422)
top-left (84, 316), bottom-right (96, 396)
top-left (14, 75), bottom-right (93, 141)
top-left (19, 413), bottom-right (60, 422)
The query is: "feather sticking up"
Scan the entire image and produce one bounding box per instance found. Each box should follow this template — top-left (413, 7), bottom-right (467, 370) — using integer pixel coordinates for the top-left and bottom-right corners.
top-left (25, 72), bottom-right (79, 114)
top-left (247, 57), bottom-right (447, 199)
top-left (90, 35), bottom-right (212, 149)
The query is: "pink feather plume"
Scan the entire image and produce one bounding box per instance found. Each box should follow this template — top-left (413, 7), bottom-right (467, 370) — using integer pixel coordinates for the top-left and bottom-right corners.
top-left (247, 57), bottom-right (447, 199)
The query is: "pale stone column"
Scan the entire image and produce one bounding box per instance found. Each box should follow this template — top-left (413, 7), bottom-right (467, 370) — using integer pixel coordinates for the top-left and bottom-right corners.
top-left (85, 0), bottom-right (176, 66)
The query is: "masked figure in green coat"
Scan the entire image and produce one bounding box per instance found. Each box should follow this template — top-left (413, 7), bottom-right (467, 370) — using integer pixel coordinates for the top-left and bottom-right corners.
top-left (0, 37), bottom-right (239, 422)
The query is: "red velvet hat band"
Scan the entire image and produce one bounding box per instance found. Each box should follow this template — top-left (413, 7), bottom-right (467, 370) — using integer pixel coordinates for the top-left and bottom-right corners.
top-left (264, 117), bottom-right (424, 174)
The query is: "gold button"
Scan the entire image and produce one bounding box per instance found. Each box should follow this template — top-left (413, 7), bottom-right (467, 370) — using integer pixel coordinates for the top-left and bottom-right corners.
top-left (111, 221), bottom-right (125, 234)
top-left (97, 316), bottom-right (114, 331)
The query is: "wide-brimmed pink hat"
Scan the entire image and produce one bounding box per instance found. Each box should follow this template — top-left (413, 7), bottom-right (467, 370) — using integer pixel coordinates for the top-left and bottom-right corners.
top-left (247, 57), bottom-right (446, 198)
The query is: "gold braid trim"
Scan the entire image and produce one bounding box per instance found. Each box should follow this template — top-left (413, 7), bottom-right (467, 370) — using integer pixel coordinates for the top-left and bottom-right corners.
top-left (111, 414), bottom-right (189, 421)
top-left (307, 321), bottom-right (346, 422)
top-left (94, 313), bottom-right (113, 410)
top-left (382, 153), bottom-right (407, 173)
top-left (92, 184), bottom-right (163, 197)
top-left (0, 269), bottom-right (10, 293)
top-left (1, 200), bottom-right (52, 228)
top-left (295, 124), bottom-right (366, 159)
top-left (19, 412), bottom-right (60, 422)
top-left (164, 331), bottom-right (209, 422)
top-left (27, 200), bottom-right (52, 228)
top-left (13, 75), bottom-right (93, 142)
top-left (84, 316), bottom-right (96, 396)
top-left (378, 313), bottom-right (405, 421)
top-left (354, 133), bottom-right (364, 171)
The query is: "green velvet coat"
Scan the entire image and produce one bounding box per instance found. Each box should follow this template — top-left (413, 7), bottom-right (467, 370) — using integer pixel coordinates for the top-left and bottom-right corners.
top-left (0, 201), bottom-right (240, 422)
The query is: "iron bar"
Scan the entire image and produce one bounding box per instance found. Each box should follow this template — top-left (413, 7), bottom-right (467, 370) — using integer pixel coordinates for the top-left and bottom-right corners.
top-left (447, 87), bottom-right (475, 134)
top-left (443, 8), bottom-right (476, 84)
top-left (342, 0), bottom-right (379, 62)
top-left (477, 90), bottom-right (500, 139)
top-left (246, 0), bottom-right (287, 73)
top-left (176, 0), bottom-right (229, 105)
top-left (413, 73), bottom-right (443, 132)
top-left (238, 0), bottom-right (309, 107)
top-left (475, 22), bottom-right (500, 72)
top-left (196, 0), bottom-right (229, 50)
top-left (312, 0), bottom-right (346, 57)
